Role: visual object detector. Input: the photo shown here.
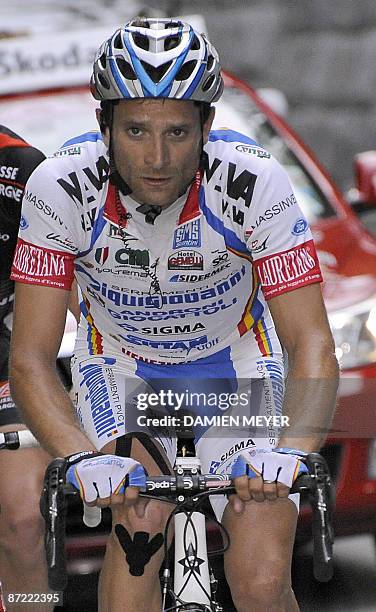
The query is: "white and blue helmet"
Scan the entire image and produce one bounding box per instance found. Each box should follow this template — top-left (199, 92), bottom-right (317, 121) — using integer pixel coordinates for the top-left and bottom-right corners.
top-left (91, 18), bottom-right (223, 103)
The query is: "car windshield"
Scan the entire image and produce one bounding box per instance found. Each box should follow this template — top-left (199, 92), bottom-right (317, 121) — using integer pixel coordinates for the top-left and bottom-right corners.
top-left (214, 86), bottom-right (336, 223)
top-left (0, 84), bottom-right (336, 223)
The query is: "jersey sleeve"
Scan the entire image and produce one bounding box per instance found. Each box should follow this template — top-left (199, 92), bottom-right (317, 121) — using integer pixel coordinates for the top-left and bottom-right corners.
top-left (245, 156), bottom-right (322, 300)
top-left (11, 159), bottom-right (79, 290)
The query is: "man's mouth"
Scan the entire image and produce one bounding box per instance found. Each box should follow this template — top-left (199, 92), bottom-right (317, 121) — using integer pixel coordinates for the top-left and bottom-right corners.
top-left (142, 177), bottom-right (171, 186)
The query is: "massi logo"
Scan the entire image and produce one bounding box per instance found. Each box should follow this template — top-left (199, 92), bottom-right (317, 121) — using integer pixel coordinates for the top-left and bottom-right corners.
top-left (173, 219), bottom-right (201, 249)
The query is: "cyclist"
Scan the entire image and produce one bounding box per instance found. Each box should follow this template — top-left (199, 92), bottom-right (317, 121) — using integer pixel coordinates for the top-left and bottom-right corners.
top-left (0, 126), bottom-right (53, 610)
top-left (10, 19), bottom-right (339, 612)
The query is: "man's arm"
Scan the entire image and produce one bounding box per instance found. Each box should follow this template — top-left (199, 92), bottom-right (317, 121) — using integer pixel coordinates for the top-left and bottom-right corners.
top-left (9, 282), bottom-right (96, 457)
top-left (268, 283), bottom-right (339, 452)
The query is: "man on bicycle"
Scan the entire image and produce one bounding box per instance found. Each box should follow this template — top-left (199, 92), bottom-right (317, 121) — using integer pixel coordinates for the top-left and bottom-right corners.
top-left (10, 19), bottom-right (339, 611)
top-left (0, 126), bottom-right (53, 610)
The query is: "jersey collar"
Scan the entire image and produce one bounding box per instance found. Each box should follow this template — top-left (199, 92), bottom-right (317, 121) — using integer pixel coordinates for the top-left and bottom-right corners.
top-left (103, 170), bottom-right (202, 229)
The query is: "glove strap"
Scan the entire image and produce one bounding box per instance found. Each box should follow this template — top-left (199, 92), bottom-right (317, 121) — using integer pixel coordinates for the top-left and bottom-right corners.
top-left (64, 450), bottom-right (103, 469)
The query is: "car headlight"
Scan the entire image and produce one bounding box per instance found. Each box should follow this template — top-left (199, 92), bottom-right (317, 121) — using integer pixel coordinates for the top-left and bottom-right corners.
top-left (328, 297), bottom-right (376, 369)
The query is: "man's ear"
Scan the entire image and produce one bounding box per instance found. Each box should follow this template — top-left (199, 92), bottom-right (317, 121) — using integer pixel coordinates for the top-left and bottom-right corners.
top-left (202, 107), bottom-right (216, 145)
top-left (96, 108), bottom-right (110, 146)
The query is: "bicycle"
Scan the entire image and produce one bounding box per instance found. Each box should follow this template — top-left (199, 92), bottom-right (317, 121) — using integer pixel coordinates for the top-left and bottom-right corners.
top-left (1, 430), bottom-right (334, 611)
top-left (43, 439), bottom-right (334, 610)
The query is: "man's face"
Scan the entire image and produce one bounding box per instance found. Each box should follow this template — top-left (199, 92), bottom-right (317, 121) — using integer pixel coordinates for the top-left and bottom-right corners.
top-left (101, 98), bottom-right (214, 208)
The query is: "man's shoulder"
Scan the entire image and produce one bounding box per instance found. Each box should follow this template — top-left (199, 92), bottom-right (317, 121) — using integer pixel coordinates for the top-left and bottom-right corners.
top-left (206, 128), bottom-right (272, 169)
top-left (49, 130), bottom-right (107, 165)
top-left (32, 130), bottom-right (108, 185)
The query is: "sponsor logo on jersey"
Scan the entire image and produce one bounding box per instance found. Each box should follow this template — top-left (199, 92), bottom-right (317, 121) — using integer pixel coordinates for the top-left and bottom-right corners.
top-left (53, 146), bottom-right (81, 157)
top-left (173, 219), bottom-right (201, 248)
top-left (168, 262), bottom-right (231, 283)
top-left (120, 322), bottom-right (206, 336)
top-left (25, 190), bottom-right (68, 228)
top-left (95, 247), bottom-right (109, 265)
top-left (0, 183), bottom-right (23, 202)
top-left (78, 358), bottom-right (119, 439)
top-left (220, 438), bottom-right (256, 462)
top-left (209, 461), bottom-right (221, 474)
top-left (203, 156), bottom-right (257, 209)
top-left (254, 240), bottom-right (321, 298)
top-left (249, 236), bottom-right (269, 254)
top-left (81, 207), bottom-right (97, 232)
top-left (115, 247), bottom-right (150, 267)
top-left (212, 249), bottom-right (229, 267)
top-left (119, 333), bottom-right (219, 354)
top-left (46, 232), bottom-right (77, 252)
top-left (19, 215), bottom-right (29, 230)
top-left (252, 194), bottom-right (297, 230)
top-left (0, 165), bottom-right (19, 180)
top-left (108, 225), bottom-right (136, 241)
top-left (96, 267), bottom-right (245, 308)
top-left (235, 144), bottom-right (271, 159)
top-left (57, 155), bottom-right (109, 207)
top-left (13, 241), bottom-right (67, 278)
top-left (168, 250), bottom-right (203, 270)
top-left (292, 218), bottom-right (308, 236)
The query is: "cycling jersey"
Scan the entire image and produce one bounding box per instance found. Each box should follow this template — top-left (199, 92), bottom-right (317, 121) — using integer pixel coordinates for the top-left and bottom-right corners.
top-left (0, 125), bottom-right (45, 325)
top-left (11, 129), bottom-right (322, 364)
top-left (0, 125), bottom-right (45, 426)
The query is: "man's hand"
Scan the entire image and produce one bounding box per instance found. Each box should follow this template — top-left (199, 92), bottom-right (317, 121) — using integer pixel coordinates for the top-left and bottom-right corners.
top-left (65, 452), bottom-right (146, 508)
top-left (229, 448), bottom-right (307, 513)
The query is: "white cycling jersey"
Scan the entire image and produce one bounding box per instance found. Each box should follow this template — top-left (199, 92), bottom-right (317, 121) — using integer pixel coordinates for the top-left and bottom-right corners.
top-left (11, 129), bottom-right (322, 364)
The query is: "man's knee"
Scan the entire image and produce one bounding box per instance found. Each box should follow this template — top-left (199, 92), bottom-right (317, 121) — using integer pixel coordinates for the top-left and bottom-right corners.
top-left (0, 502), bottom-right (44, 561)
top-left (230, 561), bottom-right (291, 608)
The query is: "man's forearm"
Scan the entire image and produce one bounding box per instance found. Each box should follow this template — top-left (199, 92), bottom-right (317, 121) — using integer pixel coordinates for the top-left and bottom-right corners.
top-left (277, 348), bottom-right (339, 453)
top-left (9, 357), bottom-right (96, 457)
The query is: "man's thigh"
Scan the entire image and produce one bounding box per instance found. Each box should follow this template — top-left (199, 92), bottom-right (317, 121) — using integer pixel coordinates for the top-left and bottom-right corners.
top-left (222, 496), bottom-right (298, 578)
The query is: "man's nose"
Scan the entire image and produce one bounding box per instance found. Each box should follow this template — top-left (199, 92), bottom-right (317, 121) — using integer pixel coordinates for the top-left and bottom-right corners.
top-left (144, 136), bottom-right (170, 169)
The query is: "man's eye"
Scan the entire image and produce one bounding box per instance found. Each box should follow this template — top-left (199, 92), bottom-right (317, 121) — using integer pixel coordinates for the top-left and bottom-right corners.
top-left (128, 127), bottom-right (142, 136)
top-left (172, 128), bottom-right (185, 137)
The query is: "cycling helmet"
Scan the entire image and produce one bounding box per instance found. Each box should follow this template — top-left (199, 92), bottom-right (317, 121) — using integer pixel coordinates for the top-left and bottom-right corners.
top-left (91, 17), bottom-right (223, 103)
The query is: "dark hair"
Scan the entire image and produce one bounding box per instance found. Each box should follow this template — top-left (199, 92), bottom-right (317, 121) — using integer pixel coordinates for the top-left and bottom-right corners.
top-left (99, 100), bottom-right (211, 132)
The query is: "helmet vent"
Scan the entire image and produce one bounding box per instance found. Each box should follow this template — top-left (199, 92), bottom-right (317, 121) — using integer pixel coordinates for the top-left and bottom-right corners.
top-left (130, 19), bottom-right (150, 28)
top-left (99, 52), bottom-right (107, 69)
top-left (113, 32), bottom-right (123, 50)
top-left (207, 54), bottom-right (214, 71)
top-left (164, 36), bottom-right (180, 51)
top-left (202, 75), bottom-right (215, 92)
top-left (116, 58), bottom-right (137, 80)
top-left (133, 32), bottom-right (149, 51)
top-left (141, 60), bottom-right (173, 83)
top-left (191, 35), bottom-right (200, 50)
top-left (175, 60), bottom-right (196, 81)
top-left (98, 73), bottom-right (111, 90)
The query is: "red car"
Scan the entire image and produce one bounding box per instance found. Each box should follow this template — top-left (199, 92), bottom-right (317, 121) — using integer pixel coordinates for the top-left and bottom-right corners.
top-left (1, 69), bottom-right (376, 574)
